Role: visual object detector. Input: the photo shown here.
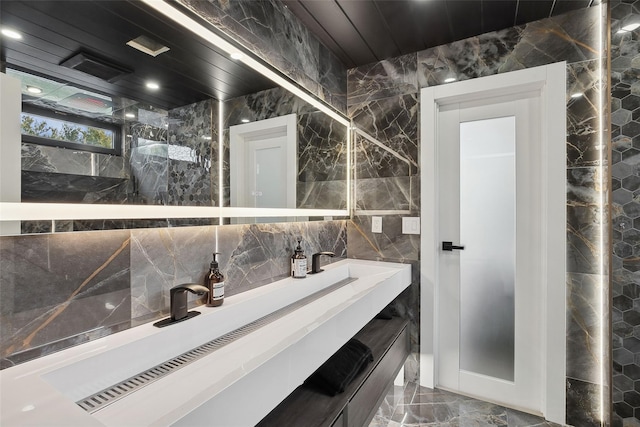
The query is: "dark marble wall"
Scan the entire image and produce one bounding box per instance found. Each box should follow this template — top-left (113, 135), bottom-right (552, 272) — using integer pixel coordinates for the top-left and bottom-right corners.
top-left (611, 0), bottom-right (640, 424)
top-left (347, 6), bottom-right (610, 426)
top-left (1, 0), bottom-right (351, 376)
top-left (167, 99), bottom-right (217, 207)
top-left (0, 220), bottom-right (346, 367)
top-left (177, 0), bottom-right (347, 113)
top-left (0, 230), bottom-right (132, 368)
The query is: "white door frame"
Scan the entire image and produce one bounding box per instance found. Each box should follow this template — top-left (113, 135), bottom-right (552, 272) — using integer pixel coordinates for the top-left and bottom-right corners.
top-left (419, 62), bottom-right (566, 424)
top-left (229, 114), bottom-right (297, 208)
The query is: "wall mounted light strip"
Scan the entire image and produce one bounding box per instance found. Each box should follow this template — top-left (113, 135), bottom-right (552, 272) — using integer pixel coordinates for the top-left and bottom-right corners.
top-left (218, 99), bottom-right (224, 221)
top-left (597, 3), bottom-right (606, 425)
top-left (0, 203), bottom-right (347, 221)
top-left (140, 0), bottom-right (349, 128)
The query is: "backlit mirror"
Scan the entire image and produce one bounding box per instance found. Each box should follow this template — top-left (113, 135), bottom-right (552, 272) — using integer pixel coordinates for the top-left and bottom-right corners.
top-left (0, 0), bottom-right (348, 234)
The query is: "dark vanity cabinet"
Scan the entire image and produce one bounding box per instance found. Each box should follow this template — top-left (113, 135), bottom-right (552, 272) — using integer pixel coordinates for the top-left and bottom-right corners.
top-left (258, 316), bottom-right (409, 427)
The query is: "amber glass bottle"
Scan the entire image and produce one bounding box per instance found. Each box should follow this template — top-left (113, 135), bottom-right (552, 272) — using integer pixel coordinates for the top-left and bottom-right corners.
top-left (206, 253), bottom-right (224, 307)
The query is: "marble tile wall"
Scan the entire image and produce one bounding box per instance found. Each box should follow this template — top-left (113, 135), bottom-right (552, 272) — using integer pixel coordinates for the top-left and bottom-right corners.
top-left (2, 0), bottom-right (352, 374)
top-left (177, 0), bottom-right (347, 113)
top-left (0, 220), bottom-right (346, 367)
top-left (0, 230), bottom-right (132, 369)
top-left (167, 99), bottom-right (217, 207)
top-left (347, 5), bottom-right (610, 426)
top-left (610, 0), bottom-right (640, 424)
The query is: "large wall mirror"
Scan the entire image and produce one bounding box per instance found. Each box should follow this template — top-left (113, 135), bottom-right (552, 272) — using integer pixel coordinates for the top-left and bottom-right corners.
top-left (0, 0), bottom-right (349, 234)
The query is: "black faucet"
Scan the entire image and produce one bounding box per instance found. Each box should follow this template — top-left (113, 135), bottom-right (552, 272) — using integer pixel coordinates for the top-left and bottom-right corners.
top-left (310, 252), bottom-right (335, 274)
top-left (154, 283), bottom-right (209, 328)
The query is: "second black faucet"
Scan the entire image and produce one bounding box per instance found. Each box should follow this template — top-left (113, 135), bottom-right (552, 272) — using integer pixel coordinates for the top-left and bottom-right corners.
top-left (310, 252), bottom-right (335, 274)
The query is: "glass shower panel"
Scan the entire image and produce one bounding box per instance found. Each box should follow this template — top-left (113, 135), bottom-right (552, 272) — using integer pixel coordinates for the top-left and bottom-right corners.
top-left (459, 116), bottom-right (515, 382)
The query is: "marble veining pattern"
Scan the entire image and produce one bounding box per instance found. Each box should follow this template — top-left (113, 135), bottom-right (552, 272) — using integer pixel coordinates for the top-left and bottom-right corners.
top-left (567, 61), bottom-right (602, 168)
top-left (129, 220), bottom-right (346, 322)
top-left (416, 7), bottom-right (598, 88)
top-left (21, 143), bottom-right (127, 179)
top-left (346, 5), bottom-right (608, 426)
top-left (177, 0), bottom-right (346, 112)
top-left (0, 230), bottom-right (131, 367)
top-left (350, 94), bottom-right (419, 179)
top-left (567, 166), bottom-right (606, 275)
top-left (369, 382), bottom-right (560, 427)
top-left (167, 99), bottom-right (216, 206)
top-left (567, 273), bottom-right (605, 385)
top-left (348, 54), bottom-right (418, 106)
top-left (1, 220), bottom-right (347, 367)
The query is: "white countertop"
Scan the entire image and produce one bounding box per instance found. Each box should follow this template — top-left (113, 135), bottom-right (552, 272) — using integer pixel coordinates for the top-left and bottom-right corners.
top-left (0, 259), bottom-right (411, 427)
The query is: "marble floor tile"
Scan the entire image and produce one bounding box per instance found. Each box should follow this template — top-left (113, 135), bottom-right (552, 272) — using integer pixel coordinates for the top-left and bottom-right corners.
top-left (369, 382), bottom-right (562, 427)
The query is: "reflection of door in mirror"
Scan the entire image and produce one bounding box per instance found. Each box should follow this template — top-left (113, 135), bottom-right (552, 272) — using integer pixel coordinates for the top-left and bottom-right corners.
top-left (249, 137), bottom-right (286, 208)
top-left (230, 114), bottom-right (297, 223)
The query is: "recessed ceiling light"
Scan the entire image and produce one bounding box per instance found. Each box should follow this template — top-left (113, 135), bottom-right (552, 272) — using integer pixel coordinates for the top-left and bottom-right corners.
top-left (570, 92), bottom-right (583, 98)
top-left (26, 86), bottom-right (42, 94)
top-left (241, 118), bottom-right (250, 123)
top-left (230, 52), bottom-right (244, 60)
top-left (146, 81), bottom-right (160, 90)
top-left (202, 135), bottom-right (212, 140)
top-left (1, 28), bottom-right (22, 40)
top-left (444, 77), bottom-right (457, 83)
top-left (125, 113), bottom-right (136, 118)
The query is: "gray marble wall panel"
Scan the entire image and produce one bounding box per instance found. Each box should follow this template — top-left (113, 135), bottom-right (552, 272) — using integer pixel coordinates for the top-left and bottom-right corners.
top-left (297, 111), bottom-right (347, 183)
top-left (347, 54), bottom-right (418, 106)
top-left (355, 177), bottom-right (416, 212)
top-left (167, 100), bottom-right (217, 206)
top-left (567, 165), bottom-right (605, 275)
top-left (177, 0), bottom-right (347, 113)
top-left (350, 94), bottom-right (419, 178)
top-left (415, 7), bottom-right (599, 88)
top-left (130, 225), bottom-right (217, 322)
top-left (347, 5), bottom-right (608, 425)
top-left (567, 60), bottom-right (602, 168)
top-left (129, 220), bottom-right (345, 323)
top-left (0, 230), bottom-right (131, 368)
top-left (129, 121), bottom-right (168, 205)
top-left (21, 143), bottom-right (126, 179)
top-left (611, 0), bottom-right (640, 424)
top-left (1, 220), bottom-right (347, 367)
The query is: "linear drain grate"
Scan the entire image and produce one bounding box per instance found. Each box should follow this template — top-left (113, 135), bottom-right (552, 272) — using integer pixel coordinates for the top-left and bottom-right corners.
top-left (77, 276), bottom-right (356, 414)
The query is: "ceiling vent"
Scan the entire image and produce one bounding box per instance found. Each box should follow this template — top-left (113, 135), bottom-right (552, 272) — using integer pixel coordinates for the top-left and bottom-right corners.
top-left (126, 35), bottom-right (170, 57)
top-left (60, 52), bottom-right (132, 83)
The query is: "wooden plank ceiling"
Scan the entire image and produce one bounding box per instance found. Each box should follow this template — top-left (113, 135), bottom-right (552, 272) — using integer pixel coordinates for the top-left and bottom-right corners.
top-left (281, 0), bottom-right (598, 69)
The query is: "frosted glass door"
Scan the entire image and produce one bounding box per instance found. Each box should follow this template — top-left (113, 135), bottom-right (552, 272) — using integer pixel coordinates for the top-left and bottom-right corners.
top-left (436, 95), bottom-right (542, 414)
top-left (459, 117), bottom-right (515, 382)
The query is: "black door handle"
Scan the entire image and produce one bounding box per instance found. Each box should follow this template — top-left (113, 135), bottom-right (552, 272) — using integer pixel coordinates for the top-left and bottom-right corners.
top-left (442, 241), bottom-right (465, 251)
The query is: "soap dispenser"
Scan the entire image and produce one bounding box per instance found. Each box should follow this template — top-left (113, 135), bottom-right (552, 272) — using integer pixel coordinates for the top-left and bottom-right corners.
top-left (205, 253), bottom-right (225, 307)
top-left (291, 240), bottom-right (308, 279)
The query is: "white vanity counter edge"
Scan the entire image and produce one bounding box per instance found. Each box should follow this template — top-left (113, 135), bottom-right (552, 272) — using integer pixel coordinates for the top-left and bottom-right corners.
top-left (0, 259), bottom-right (411, 427)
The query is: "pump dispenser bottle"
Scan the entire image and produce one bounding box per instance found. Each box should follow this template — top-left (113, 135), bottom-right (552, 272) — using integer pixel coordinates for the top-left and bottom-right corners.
top-left (291, 240), bottom-right (307, 279)
top-left (205, 253), bottom-right (224, 306)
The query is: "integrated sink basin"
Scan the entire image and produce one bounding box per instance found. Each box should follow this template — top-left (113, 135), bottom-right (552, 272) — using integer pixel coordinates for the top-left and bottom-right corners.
top-left (0, 259), bottom-right (411, 427)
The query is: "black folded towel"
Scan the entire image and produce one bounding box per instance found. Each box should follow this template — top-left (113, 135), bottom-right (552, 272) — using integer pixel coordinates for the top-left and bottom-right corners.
top-left (305, 338), bottom-right (373, 396)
